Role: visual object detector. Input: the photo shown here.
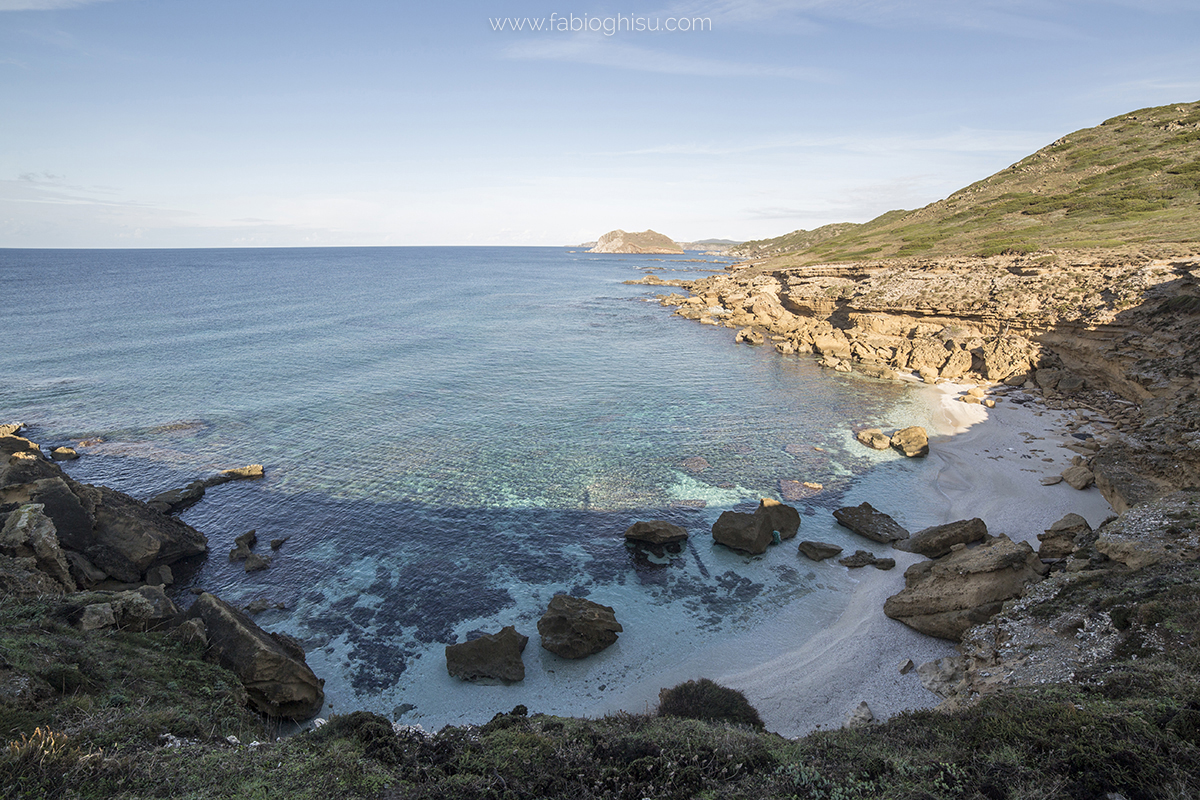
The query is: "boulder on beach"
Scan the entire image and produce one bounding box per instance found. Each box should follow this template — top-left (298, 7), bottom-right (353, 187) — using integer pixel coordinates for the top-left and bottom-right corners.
top-left (883, 534), bottom-right (1048, 641)
top-left (798, 540), bottom-right (843, 561)
top-left (445, 626), bottom-right (529, 682)
top-left (1060, 464), bottom-right (1095, 490)
top-left (832, 502), bottom-right (909, 544)
top-left (624, 520), bottom-right (688, 546)
top-left (891, 426), bottom-right (929, 458)
top-left (537, 594), bottom-right (622, 659)
top-left (50, 447), bottom-right (79, 461)
top-left (755, 498), bottom-right (800, 541)
top-left (186, 592), bottom-right (325, 719)
top-left (894, 518), bottom-right (988, 558)
top-left (855, 428), bottom-right (892, 450)
top-left (712, 510), bottom-right (772, 554)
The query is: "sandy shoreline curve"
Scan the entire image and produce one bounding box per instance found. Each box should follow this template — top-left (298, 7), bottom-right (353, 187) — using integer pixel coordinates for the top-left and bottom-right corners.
top-left (591, 378), bottom-right (1115, 737)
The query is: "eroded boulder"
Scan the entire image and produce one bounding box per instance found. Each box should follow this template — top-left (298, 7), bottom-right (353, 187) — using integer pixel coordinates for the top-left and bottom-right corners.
top-left (883, 534), bottom-right (1048, 641)
top-left (186, 592), bottom-right (324, 719)
top-left (537, 594), bottom-right (622, 659)
top-left (855, 429), bottom-right (892, 450)
top-left (754, 498), bottom-right (800, 541)
top-left (891, 426), bottom-right (929, 458)
top-left (798, 541), bottom-right (843, 561)
top-left (624, 520), bottom-right (688, 546)
top-left (833, 502), bottom-right (909, 544)
top-left (712, 510), bottom-right (772, 554)
top-left (894, 518), bottom-right (987, 558)
top-left (445, 626), bottom-right (528, 682)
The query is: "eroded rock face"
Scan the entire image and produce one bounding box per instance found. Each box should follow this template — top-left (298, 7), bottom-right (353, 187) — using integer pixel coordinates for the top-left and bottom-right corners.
top-left (1094, 492), bottom-right (1200, 569)
top-left (1037, 513), bottom-right (1091, 560)
top-left (0, 504), bottom-right (75, 592)
top-left (537, 594), bottom-right (622, 659)
top-left (186, 592), bottom-right (325, 719)
top-left (883, 534), bottom-right (1048, 641)
top-left (624, 520), bottom-right (688, 546)
top-left (445, 626), bottom-right (528, 682)
top-left (895, 518), bottom-right (987, 558)
top-left (832, 502), bottom-right (909, 544)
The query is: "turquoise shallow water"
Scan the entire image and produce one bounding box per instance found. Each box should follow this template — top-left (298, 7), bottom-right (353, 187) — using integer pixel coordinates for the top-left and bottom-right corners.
top-left (1, 246), bottom-right (931, 727)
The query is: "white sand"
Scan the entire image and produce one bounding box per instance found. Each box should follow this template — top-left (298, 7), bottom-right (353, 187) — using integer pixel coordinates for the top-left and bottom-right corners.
top-left (589, 380), bottom-right (1114, 737)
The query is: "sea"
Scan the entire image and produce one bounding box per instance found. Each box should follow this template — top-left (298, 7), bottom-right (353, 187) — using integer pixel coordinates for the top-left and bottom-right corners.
top-left (0, 246), bottom-right (944, 729)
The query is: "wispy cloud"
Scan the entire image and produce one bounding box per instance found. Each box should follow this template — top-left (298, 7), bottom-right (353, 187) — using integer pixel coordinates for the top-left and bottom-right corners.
top-left (583, 127), bottom-right (1051, 159)
top-left (661, 0), bottom-right (1114, 40)
top-left (0, 0), bottom-right (118, 10)
top-left (503, 36), bottom-right (834, 81)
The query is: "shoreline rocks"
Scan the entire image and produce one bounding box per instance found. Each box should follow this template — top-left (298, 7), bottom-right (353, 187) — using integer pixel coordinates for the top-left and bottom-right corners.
top-left (832, 502), bottom-right (909, 544)
top-left (883, 534), bottom-right (1048, 641)
top-left (537, 594), bottom-right (622, 659)
top-left (186, 592), bottom-right (324, 719)
top-left (446, 626), bottom-right (529, 682)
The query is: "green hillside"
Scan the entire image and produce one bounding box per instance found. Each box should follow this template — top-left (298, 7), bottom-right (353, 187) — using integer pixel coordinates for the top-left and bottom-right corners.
top-left (754, 100), bottom-right (1200, 264)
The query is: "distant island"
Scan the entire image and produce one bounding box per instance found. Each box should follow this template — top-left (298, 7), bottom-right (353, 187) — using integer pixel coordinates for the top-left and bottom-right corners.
top-left (581, 230), bottom-right (742, 254)
top-left (587, 229), bottom-right (683, 254)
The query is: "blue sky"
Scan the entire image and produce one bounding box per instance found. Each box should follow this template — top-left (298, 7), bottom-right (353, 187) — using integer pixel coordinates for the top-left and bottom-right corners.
top-left (2, 1), bottom-right (1198, 247)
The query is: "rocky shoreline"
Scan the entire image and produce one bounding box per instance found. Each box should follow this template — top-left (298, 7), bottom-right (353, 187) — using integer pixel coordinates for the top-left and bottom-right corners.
top-left (643, 245), bottom-right (1200, 716)
top-left (0, 426), bottom-right (326, 722)
top-left (654, 245), bottom-right (1200, 512)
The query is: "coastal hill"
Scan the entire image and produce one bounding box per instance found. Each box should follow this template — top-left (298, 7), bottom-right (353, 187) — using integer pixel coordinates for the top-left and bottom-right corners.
top-left (587, 229), bottom-right (684, 254)
top-left (734, 100), bottom-right (1200, 263)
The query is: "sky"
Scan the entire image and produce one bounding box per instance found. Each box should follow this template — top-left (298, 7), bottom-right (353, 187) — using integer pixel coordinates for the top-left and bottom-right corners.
top-left (1, 1), bottom-right (1199, 248)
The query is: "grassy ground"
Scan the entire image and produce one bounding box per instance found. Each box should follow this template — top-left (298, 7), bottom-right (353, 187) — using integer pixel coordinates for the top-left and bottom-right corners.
top-left (3, 571), bottom-right (1199, 800)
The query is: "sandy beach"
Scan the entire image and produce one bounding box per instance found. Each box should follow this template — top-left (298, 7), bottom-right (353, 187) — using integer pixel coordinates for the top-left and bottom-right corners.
top-left (592, 379), bottom-right (1116, 737)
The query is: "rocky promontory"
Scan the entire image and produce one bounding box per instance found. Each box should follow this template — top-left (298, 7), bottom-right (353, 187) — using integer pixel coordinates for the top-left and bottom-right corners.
top-left (658, 245), bottom-right (1200, 510)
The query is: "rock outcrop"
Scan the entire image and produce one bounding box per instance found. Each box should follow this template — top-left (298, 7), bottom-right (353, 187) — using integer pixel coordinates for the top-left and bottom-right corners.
top-left (0, 437), bottom-right (208, 587)
top-left (883, 534), bottom-right (1048, 641)
top-left (445, 626), bottom-right (529, 682)
top-left (537, 594), bottom-right (622, 659)
top-left (187, 592), bottom-right (324, 719)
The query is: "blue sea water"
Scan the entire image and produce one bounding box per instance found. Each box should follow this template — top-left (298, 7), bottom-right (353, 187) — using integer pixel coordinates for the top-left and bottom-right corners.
top-left (0, 246), bottom-right (936, 728)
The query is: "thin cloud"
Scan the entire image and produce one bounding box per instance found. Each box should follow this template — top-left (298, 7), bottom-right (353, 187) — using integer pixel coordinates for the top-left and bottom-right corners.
top-left (503, 37), bottom-right (834, 81)
top-left (663, 0), bottom-right (1108, 40)
top-left (584, 128), bottom-right (1049, 158)
top-left (0, 0), bottom-right (118, 10)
